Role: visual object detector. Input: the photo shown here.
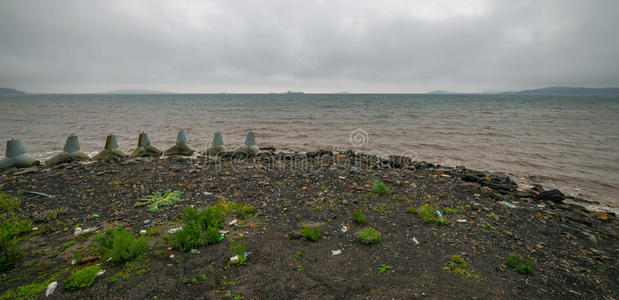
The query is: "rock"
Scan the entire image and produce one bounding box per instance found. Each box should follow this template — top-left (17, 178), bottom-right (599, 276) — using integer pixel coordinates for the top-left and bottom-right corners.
top-left (144, 219), bottom-right (151, 225)
top-left (45, 135), bottom-right (91, 166)
top-left (590, 211), bottom-right (614, 222)
top-left (480, 186), bottom-right (493, 194)
top-left (535, 189), bottom-right (565, 202)
top-left (388, 155), bottom-right (411, 168)
top-left (164, 130), bottom-right (194, 156)
top-left (0, 139), bottom-right (40, 169)
top-left (306, 149), bottom-right (333, 158)
top-left (45, 281), bottom-right (57, 297)
top-left (286, 231), bottom-right (302, 239)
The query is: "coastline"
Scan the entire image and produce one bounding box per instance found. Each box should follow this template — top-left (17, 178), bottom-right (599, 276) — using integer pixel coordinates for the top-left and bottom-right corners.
top-left (0, 150), bottom-right (616, 298)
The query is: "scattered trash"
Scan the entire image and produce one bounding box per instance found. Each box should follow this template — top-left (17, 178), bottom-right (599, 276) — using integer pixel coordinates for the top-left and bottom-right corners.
top-left (331, 249), bottom-right (342, 256)
top-left (32, 227), bottom-right (38, 231)
top-left (218, 230), bottom-right (229, 234)
top-left (144, 219), bottom-right (151, 225)
top-left (441, 174), bottom-right (451, 178)
top-left (341, 225), bottom-right (349, 233)
top-left (338, 176), bottom-right (346, 179)
top-left (537, 204), bottom-right (545, 208)
top-left (501, 201), bottom-right (517, 208)
top-left (96, 269), bottom-right (106, 276)
top-left (218, 236), bottom-right (225, 242)
top-left (92, 214), bottom-right (99, 218)
top-left (79, 256), bottom-right (99, 265)
top-left (350, 166), bottom-right (358, 172)
top-left (169, 255), bottom-right (174, 259)
top-left (190, 249), bottom-right (200, 254)
top-left (413, 237), bottom-right (420, 246)
top-left (229, 219), bottom-right (238, 227)
top-left (139, 229), bottom-right (147, 235)
top-left (203, 192), bottom-right (213, 196)
top-left (106, 257), bottom-right (113, 262)
top-left (457, 219), bottom-right (467, 223)
top-left (23, 190), bottom-right (54, 198)
top-left (230, 255), bottom-right (240, 264)
top-left (71, 259), bottom-right (77, 265)
top-left (74, 227), bottom-right (98, 236)
top-left (435, 211), bottom-right (444, 220)
top-left (168, 227), bottom-right (183, 234)
top-left (243, 251), bottom-right (252, 258)
top-left (45, 281), bottom-right (57, 297)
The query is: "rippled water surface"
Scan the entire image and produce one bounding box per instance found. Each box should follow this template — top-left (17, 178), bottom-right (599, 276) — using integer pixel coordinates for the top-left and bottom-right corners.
top-left (1, 94), bottom-right (618, 208)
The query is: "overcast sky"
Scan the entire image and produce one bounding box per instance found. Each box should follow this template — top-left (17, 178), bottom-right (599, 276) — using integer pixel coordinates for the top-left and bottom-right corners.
top-left (1, 0), bottom-right (618, 93)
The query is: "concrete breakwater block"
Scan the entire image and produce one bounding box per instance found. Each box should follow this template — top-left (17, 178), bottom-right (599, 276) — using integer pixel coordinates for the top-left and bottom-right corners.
top-left (235, 131), bottom-right (260, 154)
top-left (93, 135), bottom-right (127, 161)
top-left (45, 135), bottom-right (90, 166)
top-left (0, 139), bottom-right (40, 169)
top-left (204, 132), bottom-right (225, 156)
top-left (130, 133), bottom-right (162, 158)
top-left (164, 130), bottom-right (194, 156)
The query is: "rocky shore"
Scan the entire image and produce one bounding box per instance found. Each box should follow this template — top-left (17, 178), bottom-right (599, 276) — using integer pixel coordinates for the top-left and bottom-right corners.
top-left (0, 150), bottom-right (616, 299)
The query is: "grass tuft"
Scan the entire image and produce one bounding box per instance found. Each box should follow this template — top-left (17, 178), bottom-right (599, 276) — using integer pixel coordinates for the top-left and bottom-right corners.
top-left (356, 227), bottom-right (381, 244)
top-left (352, 209), bottom-right (366, 225)
top-left (0, 192), bottom-right (20, 212)
top-left (134, 190), bottom-right (183, 212)
top-left (443, 255), bottom-right (479, 279)
top-left (64, 265), bottom-right (100, 290)
top-left (370, 180), bottom-right (390, 196)
top-left (300, 226), bottom-right (322, 242)
top-left (505, 251), bottom-right (533, 274)
top-left (173, 205), bottom-right (225, 251)
top-left (96, 226), bottom-right (149, 263)
top-left (417, 204), bottom-right (450, 225)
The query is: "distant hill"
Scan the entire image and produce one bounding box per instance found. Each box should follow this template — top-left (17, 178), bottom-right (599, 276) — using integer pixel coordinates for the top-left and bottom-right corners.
top-left (0, 88), bottom-right (25, 94)
top-left (426, 90), bottom-right (456, 94)
top-left (104, 89), bottom-right (175, 94)
top-left (504, 86), bottom-right (619, 95)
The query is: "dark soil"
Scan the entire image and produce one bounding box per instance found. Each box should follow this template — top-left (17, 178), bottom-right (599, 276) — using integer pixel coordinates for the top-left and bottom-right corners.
top-left (1, 151), bottom-right (617, 299)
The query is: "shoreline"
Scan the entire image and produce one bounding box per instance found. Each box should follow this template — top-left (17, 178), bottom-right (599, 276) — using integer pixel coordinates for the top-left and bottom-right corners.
top-left (0, 150), bottom-right (616, 298)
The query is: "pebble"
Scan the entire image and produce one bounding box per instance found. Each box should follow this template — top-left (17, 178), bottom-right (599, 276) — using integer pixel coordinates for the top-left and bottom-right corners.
top-left (45, 281), bottom-right (57, 297)
top-left (331, 249), bottom-right (342, 256)
top-left (341, 225), bottom-right (349, 233)
top-left (143, 219), bottom-right (151, 225)
top-left (229, 219), bottom-right (238, 227)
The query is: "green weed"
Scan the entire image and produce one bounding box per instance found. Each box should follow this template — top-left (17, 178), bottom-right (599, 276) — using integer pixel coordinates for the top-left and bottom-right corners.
top-left (96, 226), bottom-right (149, 263)
top-left (0, 192), bottom-right (20, 212)
top-left (505, 251), bottom-right (533, 274)
top-left (229, 239), bottom-right (247, 265)
top-left (352, 209), bottom-right (366, 225)
top-left (300, 226), bottom-right (322, 242)
top-left (173, 205), bottom-right (225, 251)
top-left (61, 240), bottom-right (76, 250)
top-left (417, 204), bottom-right (449, 225)
top-left (356, 227), bottom-right (381, 244)
top-left (370, 180), bottom-right (390, 196)
top-left (443, 255), bottom-right (479, 279)
top-left (378, 264), bottom-right (392, 274)
top-left (64, 265), bottom-right (101, 290)
top-left (134, 190), bottom-right (183, 212)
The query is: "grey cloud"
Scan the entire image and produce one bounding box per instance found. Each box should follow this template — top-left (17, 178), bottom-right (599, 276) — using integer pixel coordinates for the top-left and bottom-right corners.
top-left (0, 0), bottom-right (618, 93)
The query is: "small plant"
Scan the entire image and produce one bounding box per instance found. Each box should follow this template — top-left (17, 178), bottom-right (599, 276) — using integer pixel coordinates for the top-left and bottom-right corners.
top-left (370, 180), bottom-right (390, 196)
top-left (319, 185), bottom-right (328, 192)
top-left (481, 223), bottom-right (498, 231)
top-left (392, 194), bottom-right (410, 202)
top-left (216, 199), bottom-right (254, 219)
top-left (356, 227), bottom-right (381, 244)
top-left (297, 265), bottom-right (303, 272)
top-left (486, 212), bottom-right (498, 219)
top-left (406, 207), bottom-right (418, 214)
top-left (300, 226), bottom-right (322, 242)
top-left (173, 205), bottom-right (225, 251)
top-left (96, 226), bottom-right (149, 263)
top-left (444, 207), bottom-right (459, 214)
top-left (378, 264), bottom-right (392, 274)
top-left (295, 214), bottom-right (302, 222)
top-left (295, 251), bottom-right (303, 260)
top-left (229, 239), bottom-right (248, 265)
top-left (505, 251), bottom-right (533, 274)
top-left (417, 204), bottom-right (449, 225)
top-left (197, 271), bottom-right (207, 281)
top-left (352, 209), bottom-right (366, 225)
top-left (64, 265), bottom-right (101, 290)
top-left (0, 192), bottom-right (20, 211)
top-left (371, 203), bottom-right (390, 215)
top-left (61, 240), bottom-right (77, 250)
top-left (134, 190), bottom-right (183, 212)
top-left (183, 277), bottom-right (190, 284)
top-left (443, 255), bottom-right (479, 279)
top-left (0, 215), bottom-right (32, 271)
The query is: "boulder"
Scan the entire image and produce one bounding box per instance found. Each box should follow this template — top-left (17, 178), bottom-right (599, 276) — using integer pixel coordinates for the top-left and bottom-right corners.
top-left (535, 189), bottom-right (565, 202)
top-left (45, 135), bottom-right (90, 166)
top-left (93, 135), bottom-right (127, 161)
top-left (164, 130), bottom-right (194, 156)
top-left (0, 139), bottom-right (40, 169)
top-left (130, 133), bottom-right (162, 158)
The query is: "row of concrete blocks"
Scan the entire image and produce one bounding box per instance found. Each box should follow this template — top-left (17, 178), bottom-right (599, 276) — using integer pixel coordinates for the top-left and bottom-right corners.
top-left (0, 131), bottom-right (260, 169)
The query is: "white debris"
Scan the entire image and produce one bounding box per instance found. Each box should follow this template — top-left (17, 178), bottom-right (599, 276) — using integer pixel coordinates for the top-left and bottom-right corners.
top-left (229, 219), bottom-right (238, 227)
top-left (107, 257), bottom-right (113, 262)
top-left (45, 281), bottom-right (57, 297)
top-left (168, 227), bottom-right (183, 234)
top-left (218, 230), bottom-right (229, 234)
top-left (74, 227), bottom-right (98, 236)
top-left (32, 227), bottom-right (38, 231)
top-left (139, 229), bottom-right (147, 235)
top-left (96, 270), bottom-right (106, 276)
top-left (331, 249), bottom-right (342, 256)
top-left (501, 201), bottom-right (517, 208)
top-left (441, 174), bottom-right (451, 178)
top-left (413, 237), bottom-right (420, 246)
top-left (457, 219), bottom-right (468, 223)
top-left (340, 225), bottom-right (349, 233)
top-left (230, 255), bottom-right (240, 264)
top-left (203, 192), bottom-right (213, 196)
top-left (169, 254), bottom-right (174, 259)
top-left (338, 176), bottom-right (346, 179)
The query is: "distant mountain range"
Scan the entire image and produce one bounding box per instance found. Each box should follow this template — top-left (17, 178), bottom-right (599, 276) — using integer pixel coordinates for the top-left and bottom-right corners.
top-left (427, 86), bottom-right (619, 95)
top-left (503, 86), bottom-right (619, 95)
top-left (0, 88), bottom-right (25, 94)
top-left (104, 89), bottom-right (175, 94)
